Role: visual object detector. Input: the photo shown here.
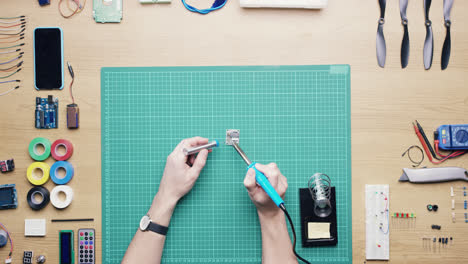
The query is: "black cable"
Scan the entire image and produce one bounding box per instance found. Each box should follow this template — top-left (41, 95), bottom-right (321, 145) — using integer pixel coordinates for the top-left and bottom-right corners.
top-left (279, 204), bottom-right (311, 264)
top-left (415, 120), bottom-right (441, 160)
top-left (402, 145), bottom-right (424, 167)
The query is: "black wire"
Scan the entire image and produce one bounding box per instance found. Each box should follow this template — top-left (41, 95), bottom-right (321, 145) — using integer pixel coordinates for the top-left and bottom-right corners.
top-left (415, 120), bottom-right (443, 160)
top-left (279, 204), bottom-right (311, 264)
top-left (402, 145), bottom-right (424, 167)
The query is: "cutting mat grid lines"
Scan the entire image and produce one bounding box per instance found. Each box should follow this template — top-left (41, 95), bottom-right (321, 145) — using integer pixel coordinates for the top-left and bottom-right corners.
top-left (101, 65), bottom-right (351, 263)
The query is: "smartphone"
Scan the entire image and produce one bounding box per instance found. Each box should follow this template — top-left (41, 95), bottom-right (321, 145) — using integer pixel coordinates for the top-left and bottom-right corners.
top-left (34, 27), bottom-right (64, 90)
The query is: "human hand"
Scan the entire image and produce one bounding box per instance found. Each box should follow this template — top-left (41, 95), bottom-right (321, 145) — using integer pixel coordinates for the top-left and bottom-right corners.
top-left (243, 163), bottom-right (288, 216)
top-left (157, 137), bottom-right (210, 205)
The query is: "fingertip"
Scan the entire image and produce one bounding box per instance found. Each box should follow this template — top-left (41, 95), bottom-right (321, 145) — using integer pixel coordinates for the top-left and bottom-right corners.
top-left (253, 163), bottom-right (267, 172)
top-left (244, 169), bottom-right (256, 191)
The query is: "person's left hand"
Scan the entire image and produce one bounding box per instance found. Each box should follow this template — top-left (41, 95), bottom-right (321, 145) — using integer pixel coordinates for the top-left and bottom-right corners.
top-left (157, 137), bottom-right (210, 205)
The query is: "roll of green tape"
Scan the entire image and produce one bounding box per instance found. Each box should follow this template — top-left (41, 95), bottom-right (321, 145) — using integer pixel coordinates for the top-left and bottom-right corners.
top-left (29, 137), bottom-right (51, 161)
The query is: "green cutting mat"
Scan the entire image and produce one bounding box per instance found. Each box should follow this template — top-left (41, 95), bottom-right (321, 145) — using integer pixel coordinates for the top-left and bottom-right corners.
top-left (101, 65), bottom-right (351, 263)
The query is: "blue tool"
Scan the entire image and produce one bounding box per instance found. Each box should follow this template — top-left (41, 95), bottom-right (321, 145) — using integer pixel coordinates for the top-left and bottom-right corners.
top-left (437, 124), bottom-right (468, 151)
top-left (231, 142), bottom-right (284, 207)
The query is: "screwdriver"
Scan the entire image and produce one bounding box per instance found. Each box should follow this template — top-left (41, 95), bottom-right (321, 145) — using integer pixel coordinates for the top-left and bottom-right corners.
top-left (231, 142), bottom-right (284, 207)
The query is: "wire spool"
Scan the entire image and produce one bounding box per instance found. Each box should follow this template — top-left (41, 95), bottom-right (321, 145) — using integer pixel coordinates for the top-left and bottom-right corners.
top-left (26, 162), bottom-right (50, 186)
top-left (28, 137), bottom-right (51, 161)
top-left (50, 161), bottom-right (74, 185)
top-left (51, 185), bottom-right (74, 209)
top-left (308, 173), bottom-right (332, 218)
top-left (27, 186), bottom-right (50, 210)
top-left (51, 139), bottom-right (74, 161)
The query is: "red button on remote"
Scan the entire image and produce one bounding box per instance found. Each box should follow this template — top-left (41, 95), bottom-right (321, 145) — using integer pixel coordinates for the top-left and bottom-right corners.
top-left (85, 246), bottom-right (88, 249)
top-left (90, 245), bottom-right (93, 249)
top-left (80, 232), bottom-right (84, 236)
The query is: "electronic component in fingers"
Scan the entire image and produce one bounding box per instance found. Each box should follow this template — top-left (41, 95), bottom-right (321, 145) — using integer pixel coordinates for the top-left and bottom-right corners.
top-left (0, 159), bottom-right (14, 173)
top-left (35, 96), bottom-right (58, 129)
top-left (437, 124), bottom-right (468, 150)
top-left (78, 228), bottom-right (95, 264)
top-left (66, 104), bottom-right (79, 128)
top-left (0, 184), bottom-right (18, 210)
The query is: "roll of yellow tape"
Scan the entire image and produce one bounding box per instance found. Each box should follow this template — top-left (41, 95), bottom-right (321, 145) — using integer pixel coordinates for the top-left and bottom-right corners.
top-left (26, 162), bottom-right (50, 186)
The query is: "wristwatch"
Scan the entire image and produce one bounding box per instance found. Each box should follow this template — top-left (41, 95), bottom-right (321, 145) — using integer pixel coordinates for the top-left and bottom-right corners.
top-left (139, 214), bottom-right (169, 236)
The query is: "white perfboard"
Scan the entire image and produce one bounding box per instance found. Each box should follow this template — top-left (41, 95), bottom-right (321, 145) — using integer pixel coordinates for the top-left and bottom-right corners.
top-left (365, 185), bottom-right (390, 260)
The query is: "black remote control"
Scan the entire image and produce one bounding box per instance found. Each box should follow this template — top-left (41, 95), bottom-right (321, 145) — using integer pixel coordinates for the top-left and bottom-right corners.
top-left (78, 228), bottom-right (95, 264)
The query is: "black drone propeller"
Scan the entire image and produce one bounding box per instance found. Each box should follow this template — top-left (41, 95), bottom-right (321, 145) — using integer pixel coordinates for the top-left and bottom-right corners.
top-left (423, 0), bottom-right (433, 70)
top-left (400, 0), bottom-right (409, 68)
top-left (441, 0), bottom-right (454, 70)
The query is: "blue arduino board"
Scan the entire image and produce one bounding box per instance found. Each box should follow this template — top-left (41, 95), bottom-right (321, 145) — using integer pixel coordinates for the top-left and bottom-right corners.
top-left (437, 124), bottom-right (468, 150)
top-left (35, 95), bottom-right (58, 129)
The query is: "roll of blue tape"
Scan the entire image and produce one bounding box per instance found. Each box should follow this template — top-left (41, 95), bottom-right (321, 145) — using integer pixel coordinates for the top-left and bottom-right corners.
top-left (50, 161), bottom-right (74, 185)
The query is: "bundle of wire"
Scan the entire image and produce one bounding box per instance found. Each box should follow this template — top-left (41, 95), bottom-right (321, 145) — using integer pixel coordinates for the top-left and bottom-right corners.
top-left (0, 222), bottom-right (13, 263)
top-left (59, 0), bottom-right (86, 18)
top-left (0, 16), bottom-right (24, 96)
top-left (181, 0), bottom-right (227, 14)
top-left (413, 120), bottom-right (467, 164)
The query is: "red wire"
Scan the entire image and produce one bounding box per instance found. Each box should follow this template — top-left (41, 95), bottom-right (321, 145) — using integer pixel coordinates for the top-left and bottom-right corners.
top-left (69, 77), bottom-right (75, 104)
top-left (0, 23), bottom-right (22, 28)
top-left (413, 123), bottom-right (434, 162)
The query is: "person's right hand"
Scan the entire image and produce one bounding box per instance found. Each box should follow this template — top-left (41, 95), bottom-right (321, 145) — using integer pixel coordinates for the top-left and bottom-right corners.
top-left (243, 163), bottom-right (288, 216)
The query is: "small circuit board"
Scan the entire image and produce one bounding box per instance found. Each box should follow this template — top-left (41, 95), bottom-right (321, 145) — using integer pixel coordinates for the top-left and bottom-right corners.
top-left (93, 0), bottom-right (122, 23)
top-left (0, 184), bottom-right (18, 209)
top-left (35, 96), bottom-right (58, 129)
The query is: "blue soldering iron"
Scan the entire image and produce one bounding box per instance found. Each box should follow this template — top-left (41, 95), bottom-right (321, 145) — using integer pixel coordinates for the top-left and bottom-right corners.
top-left (232, 142), bottom-right (284, 207)
top-left (231, 139), bottom-right (311, 263)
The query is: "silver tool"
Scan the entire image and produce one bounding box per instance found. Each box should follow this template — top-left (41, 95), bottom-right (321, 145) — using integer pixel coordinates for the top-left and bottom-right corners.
top-left (183, 140), bottom-right (219, 156)
top-left (399, 167), bottom-right (468, 183)
top-left (226, 129), bottom-right (251, 164)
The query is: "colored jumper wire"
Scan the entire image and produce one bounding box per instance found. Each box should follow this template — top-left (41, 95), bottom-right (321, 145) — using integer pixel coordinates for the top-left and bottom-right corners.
top-left (412, 121), bottom-right (466, 164)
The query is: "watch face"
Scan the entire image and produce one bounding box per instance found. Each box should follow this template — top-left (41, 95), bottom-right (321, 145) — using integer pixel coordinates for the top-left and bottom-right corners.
top-left (140, 215), bottom-right (150, 231)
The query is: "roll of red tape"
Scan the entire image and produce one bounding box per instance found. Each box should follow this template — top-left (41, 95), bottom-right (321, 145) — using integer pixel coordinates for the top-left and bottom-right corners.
top-left (51, 139), bottom-right (74, 161)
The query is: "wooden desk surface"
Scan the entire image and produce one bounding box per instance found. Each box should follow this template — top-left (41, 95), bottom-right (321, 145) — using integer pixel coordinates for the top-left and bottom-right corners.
top-left (1, 0), bottom-right (467, 263)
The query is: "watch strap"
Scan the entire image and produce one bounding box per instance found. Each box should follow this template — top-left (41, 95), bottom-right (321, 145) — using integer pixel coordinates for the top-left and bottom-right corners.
top-left (148, 221), bottom-right (169, 236)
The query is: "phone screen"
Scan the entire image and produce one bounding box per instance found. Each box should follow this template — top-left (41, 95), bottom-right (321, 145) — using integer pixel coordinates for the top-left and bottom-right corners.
top-left (34, 28), bottom-right (63, 89)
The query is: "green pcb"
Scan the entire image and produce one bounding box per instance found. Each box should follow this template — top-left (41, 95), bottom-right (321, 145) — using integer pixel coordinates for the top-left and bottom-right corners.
top-left (101, 65), bottom-right (352, 263)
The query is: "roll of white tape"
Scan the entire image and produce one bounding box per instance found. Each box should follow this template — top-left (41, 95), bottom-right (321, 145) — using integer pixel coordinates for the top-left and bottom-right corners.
top-left (50, 185), bottom-right (74, 209)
